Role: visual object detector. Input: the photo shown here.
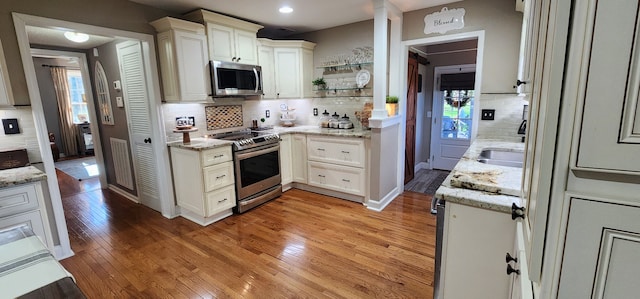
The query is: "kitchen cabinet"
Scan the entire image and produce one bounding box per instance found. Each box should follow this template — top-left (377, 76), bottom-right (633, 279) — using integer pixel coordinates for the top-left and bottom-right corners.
top-left (439, 202), bottom-right (515, 299)
top-left (0, 38), bottom-right (14, 107)
top-left (0, 181), bottom-right (53, 250)
top-left (291, 134), bottom-right (307, 184)
top-left (150, 17), bottom-right (209, 102)
top-left (184, 10), bottom-right (263, 65)
top-left (509, 221), bottom-right (534, 299)
top-left (258, 39), bottom-right (316, 99)
top-left (515, 0), bottom-right (543, 94)
top-left (170, 146), bottom-right (235, 225)
top-left (306, 136), bottom-right (366, 197)
top-left (279, 134), bottom-right (293, 189)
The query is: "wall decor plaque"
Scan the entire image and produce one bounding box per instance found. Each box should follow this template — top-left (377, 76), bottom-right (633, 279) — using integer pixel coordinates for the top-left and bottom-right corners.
top-left (424, 7), bottom-right (466, 35)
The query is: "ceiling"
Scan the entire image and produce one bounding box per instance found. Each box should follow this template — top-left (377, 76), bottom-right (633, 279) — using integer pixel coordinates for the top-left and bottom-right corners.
top-left (27, 26), bottom-right (115, 50)
top-left (129, 0), bottom-right (461, 38)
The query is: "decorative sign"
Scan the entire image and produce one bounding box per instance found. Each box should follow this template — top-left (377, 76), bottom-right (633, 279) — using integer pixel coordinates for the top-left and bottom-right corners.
top-left (424, 7), bottom-right (466, 35)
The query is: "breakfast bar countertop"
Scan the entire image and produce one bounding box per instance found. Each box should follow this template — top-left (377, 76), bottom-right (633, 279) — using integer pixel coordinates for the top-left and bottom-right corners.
top-left (0, 166), bottom-right (47, 189)
top-left (272, 125), bottom-right (372, 139)
top-left (435, 139), bottom-right (524, 213)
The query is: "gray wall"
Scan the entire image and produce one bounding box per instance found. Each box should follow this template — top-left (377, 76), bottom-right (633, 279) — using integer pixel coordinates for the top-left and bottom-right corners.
top-left (32, 57), bottom-right (62, 153)
top-left (86, 41), bottom-right (137, 195)
top-left (0, 0), bottom-right (173, 106)
top-left (404, 0), bottom-right (522, 93)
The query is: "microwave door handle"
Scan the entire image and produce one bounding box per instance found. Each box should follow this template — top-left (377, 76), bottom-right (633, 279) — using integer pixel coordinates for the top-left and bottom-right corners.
top-left (253, 68), bottom-right (259, 93)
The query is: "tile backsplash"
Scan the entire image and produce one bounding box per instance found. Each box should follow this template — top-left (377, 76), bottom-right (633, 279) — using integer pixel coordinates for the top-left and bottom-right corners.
top-left (205, 105), bottom-right (243, 130)
top-left (0, 107), bottom-right (42, 163)
top-left (476, 94), bottom-right (528, 142)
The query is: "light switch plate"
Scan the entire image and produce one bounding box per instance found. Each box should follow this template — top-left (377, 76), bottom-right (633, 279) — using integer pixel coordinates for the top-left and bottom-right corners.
top-left (116, 96), bottom-right (124, 107)
top-left (481, 109), bottom-right (495, 120)
top-left (2, 118), bottom-right (20, 134)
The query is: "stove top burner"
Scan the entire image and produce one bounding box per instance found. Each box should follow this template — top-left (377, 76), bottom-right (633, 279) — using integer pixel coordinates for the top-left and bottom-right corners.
top-left (208, 129), bottom-right (279, 151)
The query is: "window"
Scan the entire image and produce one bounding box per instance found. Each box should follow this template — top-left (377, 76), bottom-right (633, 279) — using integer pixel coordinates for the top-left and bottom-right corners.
top-left (441, 89), bottom-right (474, 139)
top-left (95, 62), bottom-right (114, 125)
top-left (66, 69), bottom-right (89, 123)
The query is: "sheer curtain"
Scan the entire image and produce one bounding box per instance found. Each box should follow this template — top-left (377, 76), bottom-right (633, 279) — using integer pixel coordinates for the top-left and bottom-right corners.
top-left (50, 66), bottom-right (78, 156)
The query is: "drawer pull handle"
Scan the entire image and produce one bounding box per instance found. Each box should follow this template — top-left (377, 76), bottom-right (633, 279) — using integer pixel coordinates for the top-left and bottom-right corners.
top-left (506, 264), bottom-right (520, 276)
top-left (216, 175), bottom-right (226, 179)
top-left (318, 174), bottom-right (326, 178)
top-left (218, 198), bottom-right (228, 203)
top-left (341, 151), bottom-right (350, 154)
top-left (506, 252), bottom-right (518, 263)
top-left (342, 179), bottom-right (350, 182)
top-left (317, 148), bottom-right (325, 151)
top-left (214, 154), bottom-right (224, 158)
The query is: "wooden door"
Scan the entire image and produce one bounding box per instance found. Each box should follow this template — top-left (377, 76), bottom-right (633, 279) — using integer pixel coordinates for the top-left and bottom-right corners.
top-left (404, 54), bottom-right (418, 184)
top-left (116, 41), bottom-right (162, 212)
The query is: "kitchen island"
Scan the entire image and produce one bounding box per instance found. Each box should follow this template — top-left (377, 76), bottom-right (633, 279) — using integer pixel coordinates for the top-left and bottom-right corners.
top-left (434, 139), bottom-right (524, 299)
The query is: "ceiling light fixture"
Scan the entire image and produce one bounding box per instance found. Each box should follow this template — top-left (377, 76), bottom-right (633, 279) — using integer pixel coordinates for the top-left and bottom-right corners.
top-left (64, 31), bottom-right (89, 43)
top-left (279, 6), bottom-right (293, 14)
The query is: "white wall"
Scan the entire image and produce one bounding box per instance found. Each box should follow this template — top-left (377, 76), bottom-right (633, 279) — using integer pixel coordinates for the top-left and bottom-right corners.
top-left (476, 94), bottom-right (528, 142)
top-left (0, 107), bottom-right (42, 163)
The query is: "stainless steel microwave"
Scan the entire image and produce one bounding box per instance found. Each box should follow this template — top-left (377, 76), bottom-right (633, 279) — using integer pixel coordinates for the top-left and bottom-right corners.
top-left (209, 60), bottom-right (263, 97)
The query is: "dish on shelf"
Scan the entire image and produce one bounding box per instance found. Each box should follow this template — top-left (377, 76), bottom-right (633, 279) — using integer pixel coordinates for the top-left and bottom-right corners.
top-left (356, 70), bottom-right (370, 88)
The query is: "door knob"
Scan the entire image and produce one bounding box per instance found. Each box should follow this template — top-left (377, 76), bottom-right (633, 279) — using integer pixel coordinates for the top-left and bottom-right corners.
top-left (144, 138), bottom-right (152, 144)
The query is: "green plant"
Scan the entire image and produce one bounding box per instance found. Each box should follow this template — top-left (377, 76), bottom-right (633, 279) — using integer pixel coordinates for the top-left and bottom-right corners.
top-left (312, 77), bottom-right (327, 86)
top-left (386, 96), bottom-right (399, 103)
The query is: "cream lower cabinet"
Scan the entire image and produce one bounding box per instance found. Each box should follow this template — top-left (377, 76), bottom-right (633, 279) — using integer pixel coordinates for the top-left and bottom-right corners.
top-left (509, 221), bottom-right (534, 299)
top-left (170, 146), bottom-right (235, 226)
top-left (279, 134), bottom-right (293, 189)
top-left (291, 134), bottom-right (307, 184)
top-left (440, 202), bottom-right (515, 299)
top-left (0, 181), bottom-right (53, 250)
top-left (306, 136), bottom-right (366, 199)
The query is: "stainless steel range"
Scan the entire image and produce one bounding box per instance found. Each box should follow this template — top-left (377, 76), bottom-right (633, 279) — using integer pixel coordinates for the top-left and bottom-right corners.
top-left (209, 129), bottom-right (282, 213)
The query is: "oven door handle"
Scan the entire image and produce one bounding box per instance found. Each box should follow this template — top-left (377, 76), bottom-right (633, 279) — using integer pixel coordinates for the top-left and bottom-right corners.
top-left (236, 144), bottom-right (280, 160)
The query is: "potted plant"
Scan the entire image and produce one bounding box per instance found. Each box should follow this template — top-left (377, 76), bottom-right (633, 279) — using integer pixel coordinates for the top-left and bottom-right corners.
top-left (312, 77), bottom-right (327, 90)
top-left (386, 95), bottom-right (399, 116)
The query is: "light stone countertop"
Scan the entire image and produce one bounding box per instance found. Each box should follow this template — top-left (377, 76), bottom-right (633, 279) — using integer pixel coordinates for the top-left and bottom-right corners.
top-left (435, 139), bottom-right (524, 213)
top-left (0, 166), bottom-right (47, 188)
top-left (167, 138), bottom-right (234, 151)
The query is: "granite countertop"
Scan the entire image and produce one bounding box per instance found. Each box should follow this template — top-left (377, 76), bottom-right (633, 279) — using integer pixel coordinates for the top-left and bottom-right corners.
top-left (272, 125), bottom-right (372, 138)
top-left (435, 139), bottom-right (524, 213)
top-left (0, 166), bottom-right (47, 189)
top-left (167, 138), bottom-right (234, 151)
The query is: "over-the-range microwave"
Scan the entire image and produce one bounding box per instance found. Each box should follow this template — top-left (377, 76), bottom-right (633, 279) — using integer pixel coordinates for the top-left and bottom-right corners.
top-left (209, 60), bottom-right (263, 97)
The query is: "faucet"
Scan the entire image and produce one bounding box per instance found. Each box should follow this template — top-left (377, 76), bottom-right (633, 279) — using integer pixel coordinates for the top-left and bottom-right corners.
top-left (518, 120), bottom-right (527, 142)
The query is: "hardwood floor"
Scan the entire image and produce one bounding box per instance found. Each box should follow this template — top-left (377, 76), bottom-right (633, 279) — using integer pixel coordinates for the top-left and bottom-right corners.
top-left (57, 171), bottom-right (436, 298)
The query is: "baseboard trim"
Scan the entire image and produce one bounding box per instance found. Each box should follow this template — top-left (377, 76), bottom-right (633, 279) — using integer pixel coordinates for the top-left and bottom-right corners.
top-left (416, 161), bottom-right (430, 172)
top-left (365, 186), bottom-right (400, 212)
top-left (108, 184), bottom-right (139, 203)
top-left (54, 245), bottom-right (74, 261)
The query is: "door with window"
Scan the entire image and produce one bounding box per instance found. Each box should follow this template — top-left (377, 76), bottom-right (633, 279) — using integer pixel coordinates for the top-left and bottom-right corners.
top-left (431, 65), bottom-right (476, 170)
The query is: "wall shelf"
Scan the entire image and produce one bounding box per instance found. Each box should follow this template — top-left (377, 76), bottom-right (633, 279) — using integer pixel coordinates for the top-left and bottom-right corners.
top-left (317, 62), bottom-right (373, 72)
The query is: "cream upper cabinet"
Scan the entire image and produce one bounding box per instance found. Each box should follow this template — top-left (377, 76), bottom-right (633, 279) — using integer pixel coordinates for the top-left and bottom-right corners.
top-left (258, 39), bottom-right (315, 99)
top-left (258, 41), bottom-right (276, 99)
top-left (150, 17), bottom-right (209, 102)
top-left (515, 0), bottom-right (543, 94)
top-left (0, 38), bottom-right (15, 107)
top-left (185, 10), bottom-right (263, 65)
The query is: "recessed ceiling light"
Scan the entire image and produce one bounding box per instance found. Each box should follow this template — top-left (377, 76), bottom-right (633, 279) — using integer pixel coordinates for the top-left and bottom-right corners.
top-left (64, 31), bottom-right (89, 43)
top-left (279, 6), bottom-right (293, 14)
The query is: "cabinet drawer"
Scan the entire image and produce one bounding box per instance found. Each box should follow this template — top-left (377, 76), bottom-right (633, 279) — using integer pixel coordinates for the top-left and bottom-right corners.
top-left (205, 184), bottom-right (236, 217)
top-left (0, 210), bottom-right (48, 247)
top-left (0, 184), bottom-right (39, 218)
top-left (307, 137), bottom-right (365, 168)
top-left (308, 161), bottom-right (365, 196)
top-left (203, 161), bottom-right (234, 192)
top-left (201, 146), bottom-right (232, 167)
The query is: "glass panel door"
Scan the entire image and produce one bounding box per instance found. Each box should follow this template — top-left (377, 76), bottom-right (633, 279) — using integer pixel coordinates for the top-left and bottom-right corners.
top-left (441, 89), bottom-right (474, 140)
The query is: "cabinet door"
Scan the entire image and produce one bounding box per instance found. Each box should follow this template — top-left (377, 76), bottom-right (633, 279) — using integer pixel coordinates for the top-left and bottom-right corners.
top-left (516, 0), bottom-right (543, 94)
top-left (0, 38), bottom-right (14, 107)
top-left (174, 30), bottom-right (209, 101)
top-left (207, 23), bottom-right (235, 62)
top-left (234, 29), bottom-right (258, 65)
top-left (575, 0), bottom-right (640, 173)
top-left (558, 198), bottom-right (640, 298)
top-left (258, 45), bottom-right (276, 99)
top-left (291, 134), bottom-right (307, 183)
top-left (0, 210), bottom-right (49, 248)
top-left (274, 48), bottom-right (301, 98)
top-left (0, 183), bottom-right (39, 218)
top-left (279, 135), bottom-right (293, 186)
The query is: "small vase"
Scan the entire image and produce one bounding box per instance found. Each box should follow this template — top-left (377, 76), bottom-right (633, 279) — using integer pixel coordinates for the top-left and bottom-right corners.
top-left (386, 103), bottom-right (398, 116)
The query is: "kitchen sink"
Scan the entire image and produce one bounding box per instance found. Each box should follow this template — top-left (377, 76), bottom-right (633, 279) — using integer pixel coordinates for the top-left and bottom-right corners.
top-left (477, 148), bottom-right (524, 168)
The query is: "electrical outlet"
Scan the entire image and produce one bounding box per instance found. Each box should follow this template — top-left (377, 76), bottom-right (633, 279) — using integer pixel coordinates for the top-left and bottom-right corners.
top-left (313, 108), bottom-right (318, 116)
top-left (481, 109), bottom-right (495, 120)
top-left (266, 110), bottom-right (270, 118)
top-left (2, 118), bottom-right (20, 134)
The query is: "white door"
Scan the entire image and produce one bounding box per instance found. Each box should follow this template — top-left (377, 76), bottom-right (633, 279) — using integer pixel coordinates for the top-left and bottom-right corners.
top-left (116, 41), bottom-right (162, 212)
top-left (431, 65), bottom-right (476, 170)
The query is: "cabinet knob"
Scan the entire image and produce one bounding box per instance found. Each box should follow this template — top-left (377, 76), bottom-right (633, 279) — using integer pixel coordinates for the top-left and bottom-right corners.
top-left (232, 57), bottom-right (237, 62)
top-left (236, 57), bottom-right (241, 62)
top-left (513, 79), bottom-right (527, 88)
top-left (506, 252), bottom-right (518, 263)
top-left (507, 264), bottom-right (521, 276)
top-left (144, 137), bottom-right (152, 144)
top-left (511, 203), bottom-right (525, 220)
